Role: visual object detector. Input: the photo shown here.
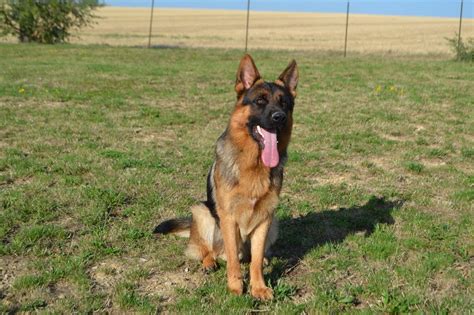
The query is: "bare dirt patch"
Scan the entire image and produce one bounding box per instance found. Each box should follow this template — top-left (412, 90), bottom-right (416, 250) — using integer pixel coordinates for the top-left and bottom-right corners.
top-left (89, 257), bottom-right (203, 307)
top-left (0, 97), bottom-right (71, 109)
top-left (421, 159), bottom-right (447, 168)
top-left (313, 173), bottom-right (353, 186)
top-left (0, 257), bottom-right (29, 307)
top-left (428, 270), bottom-right (463, 303)
top-left (139, 267), bottom-right (203, 306)
top-left (0, 257), bottom-right (22, 291)
top-left (380, 133), bottom-right (413, 142)
top-left (0, 176), bottom-right (33, 188)
top-left (134, 129), bottom-right (178, 145)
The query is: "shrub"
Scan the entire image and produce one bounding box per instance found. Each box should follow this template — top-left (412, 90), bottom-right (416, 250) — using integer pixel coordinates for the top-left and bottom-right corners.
top-left (0, 0), bottom-right (100, 44)
top-left (446, 33), bottom-right (474, 62)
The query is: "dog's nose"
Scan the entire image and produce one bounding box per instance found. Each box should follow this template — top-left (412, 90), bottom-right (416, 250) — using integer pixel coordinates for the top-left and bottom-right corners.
top-left (271, 111), bottom-right (287, 124)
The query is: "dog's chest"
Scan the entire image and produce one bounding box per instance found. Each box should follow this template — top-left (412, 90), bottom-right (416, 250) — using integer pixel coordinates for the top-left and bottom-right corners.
top-left (236, 191), bottom-right (278, 237)
top-left (249, 198), bottom-right (258, 208)
top-left (239, 166), bottom-right (271, 198)
top-left (237, 204), bottom-right (263, 238)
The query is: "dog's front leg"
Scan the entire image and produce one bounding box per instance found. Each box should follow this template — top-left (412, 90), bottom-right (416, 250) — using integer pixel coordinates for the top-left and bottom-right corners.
top-left (249, 218), bottom-right (273, 300)
top-left (220, 215), bottom-right (243, 295)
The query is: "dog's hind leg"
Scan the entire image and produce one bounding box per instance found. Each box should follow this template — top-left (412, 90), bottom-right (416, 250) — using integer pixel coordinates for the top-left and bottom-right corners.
top-left (185, 204), bottom-right (223, 272)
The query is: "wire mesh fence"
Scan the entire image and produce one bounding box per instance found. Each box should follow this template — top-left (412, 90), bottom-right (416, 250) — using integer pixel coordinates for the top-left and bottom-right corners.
top-left (37, 1), bottom-right (474, 55)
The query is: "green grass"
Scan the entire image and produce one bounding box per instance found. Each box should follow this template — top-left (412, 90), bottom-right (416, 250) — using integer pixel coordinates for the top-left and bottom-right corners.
top-left (0, 43), bottom-right (473, 313)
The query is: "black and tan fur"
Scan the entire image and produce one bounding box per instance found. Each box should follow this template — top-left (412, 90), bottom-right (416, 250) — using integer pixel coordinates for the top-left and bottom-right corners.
top-left (155, 54), bottom-right (298, 300)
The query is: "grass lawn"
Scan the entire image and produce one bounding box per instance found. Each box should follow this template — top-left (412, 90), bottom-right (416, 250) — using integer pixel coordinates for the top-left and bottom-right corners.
top-left (0, 44), bottom-right (473, 313)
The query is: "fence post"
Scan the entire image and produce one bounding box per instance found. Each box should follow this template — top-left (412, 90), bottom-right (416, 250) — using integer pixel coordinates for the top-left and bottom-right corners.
top-left (344, 1), bottom-right (350, 57)
top-left (245, 0), bottom-right (250, 53)
top-left (148, 0), bottom-right (155, 48)
top-left (458, 0), bottom-right (463, 43)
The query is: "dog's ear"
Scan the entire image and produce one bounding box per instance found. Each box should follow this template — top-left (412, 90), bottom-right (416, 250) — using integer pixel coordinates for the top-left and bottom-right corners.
top-left (278, 60), bottom-right (298, 98)
top-left (235, 54), bottom-right (261, 96)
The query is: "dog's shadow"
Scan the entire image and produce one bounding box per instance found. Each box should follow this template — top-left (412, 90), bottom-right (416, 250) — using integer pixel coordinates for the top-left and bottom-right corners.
top-left (268, 196), bottom-right (403, 281)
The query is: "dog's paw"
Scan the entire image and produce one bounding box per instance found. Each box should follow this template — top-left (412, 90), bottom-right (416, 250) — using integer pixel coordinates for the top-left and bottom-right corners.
top-left (202, 258), bottom-right (217, 273)
top-left (202, 263), bottom-right (218, 274)
top-left (228, 280), bottom-right (243, 296)
top-left (251, 286), bottom-right (274, 300)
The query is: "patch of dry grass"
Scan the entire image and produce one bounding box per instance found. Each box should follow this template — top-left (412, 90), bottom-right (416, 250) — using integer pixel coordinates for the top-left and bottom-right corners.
top-left (60, 7), bottom-right (474, 55)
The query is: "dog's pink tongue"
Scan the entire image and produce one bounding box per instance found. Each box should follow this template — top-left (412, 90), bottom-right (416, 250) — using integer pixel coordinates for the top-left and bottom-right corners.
top-left (260, 127), bottom-right (279, 168)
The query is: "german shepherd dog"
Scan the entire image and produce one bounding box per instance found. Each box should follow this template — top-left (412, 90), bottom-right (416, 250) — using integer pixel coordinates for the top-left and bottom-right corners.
top-left (155, 54), bottom-right (298, 300)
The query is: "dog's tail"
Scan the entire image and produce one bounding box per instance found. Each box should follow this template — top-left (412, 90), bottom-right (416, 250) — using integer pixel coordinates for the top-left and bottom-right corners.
top-left (153, 218), bottom-right (191, 238)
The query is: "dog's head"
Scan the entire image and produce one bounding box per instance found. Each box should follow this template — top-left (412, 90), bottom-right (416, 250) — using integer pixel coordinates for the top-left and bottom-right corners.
top-left (234, 54), bottom-right (298, 168)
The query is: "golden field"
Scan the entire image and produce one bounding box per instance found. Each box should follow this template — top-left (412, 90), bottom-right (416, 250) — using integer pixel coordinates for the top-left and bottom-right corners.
top-left (6, 7), bottom-right (474, 54)
top-left (74, 7), bottom-right (474, 55)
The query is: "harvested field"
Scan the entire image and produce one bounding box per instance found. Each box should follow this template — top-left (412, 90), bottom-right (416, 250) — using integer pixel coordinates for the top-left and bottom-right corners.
top-left (62, 7), bottom-right (474, 55)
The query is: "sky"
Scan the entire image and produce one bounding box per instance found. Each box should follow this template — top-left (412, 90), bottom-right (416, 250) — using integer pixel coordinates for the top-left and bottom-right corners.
top-left (103, 0), bottom-right (473, 18)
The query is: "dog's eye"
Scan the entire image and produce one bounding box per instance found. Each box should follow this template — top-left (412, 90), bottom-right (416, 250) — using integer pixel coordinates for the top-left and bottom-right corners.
top-left (255, 97), bottom-right (267, 106)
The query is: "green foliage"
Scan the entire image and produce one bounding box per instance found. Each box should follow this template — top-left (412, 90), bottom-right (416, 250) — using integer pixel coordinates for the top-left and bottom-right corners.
top-left (0, 0), bottom-right (100, 44)
top-left (404, 161), bottom-right (424, 174)
top-left (270, 279), bottom-right (297, 301)
top-left (446, 33), bottom-right (474, 61)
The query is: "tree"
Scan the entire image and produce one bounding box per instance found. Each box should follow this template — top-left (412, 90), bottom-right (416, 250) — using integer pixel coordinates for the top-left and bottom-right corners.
top-left (0, 0), bottom-right (101, 44)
